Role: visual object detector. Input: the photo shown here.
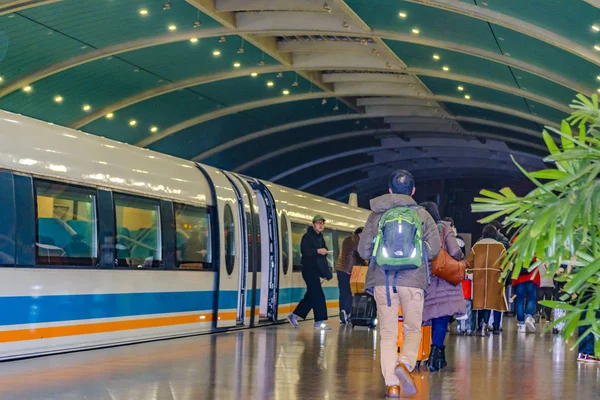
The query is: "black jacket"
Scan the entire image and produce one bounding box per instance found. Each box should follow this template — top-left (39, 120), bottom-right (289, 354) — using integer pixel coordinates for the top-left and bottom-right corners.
top-left (301, 226), bottom-right (332, 280)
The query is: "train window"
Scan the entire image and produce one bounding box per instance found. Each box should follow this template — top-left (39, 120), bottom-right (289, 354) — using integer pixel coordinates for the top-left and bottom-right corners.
top-left (114, 194), bottom-right (162, 268)
top-left (291, 222), bottom-right (305, 272)
top-left (281, 213), bottom-right (290, 275)
top-left (223, 204), bottom-right (235, 276)
top-left (174, 203), bottom-right (212, 270)
top-left (35, 180), bottom-right (98, 265)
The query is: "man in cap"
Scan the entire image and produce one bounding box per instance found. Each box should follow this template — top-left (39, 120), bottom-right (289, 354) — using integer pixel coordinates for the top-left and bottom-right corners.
top-left (287, 215), bottom-right (332, 330)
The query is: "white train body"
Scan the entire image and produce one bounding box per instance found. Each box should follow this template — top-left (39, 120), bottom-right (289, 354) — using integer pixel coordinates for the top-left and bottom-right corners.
top-left (0, 110), bottom-right (370, 360)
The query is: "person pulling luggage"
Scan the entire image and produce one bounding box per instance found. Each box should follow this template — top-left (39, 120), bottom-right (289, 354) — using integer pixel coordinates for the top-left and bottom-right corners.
top-left (336, 227), bottom-right (365, 324)
top-left (287, 215), bottom-right (333, 330)
top-left (358, 169), bottom-right (441, 398)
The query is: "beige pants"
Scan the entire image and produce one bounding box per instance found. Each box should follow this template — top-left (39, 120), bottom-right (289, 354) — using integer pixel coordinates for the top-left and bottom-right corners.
top-left (373, 286), bottom-right (424, 386)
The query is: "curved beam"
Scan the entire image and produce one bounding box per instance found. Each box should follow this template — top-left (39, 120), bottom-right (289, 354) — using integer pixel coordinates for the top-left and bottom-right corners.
top-left (234, 128), bottom-right (545, 172)
top-left (193, 113), bottom-right (543, 161)
top-left (0, 0), bottom-right (60, 15)
top-left (264, 131), bottom-right (546, 182)
top-left (69, 66), bottom-right (287, 129)
top-left (143, 90), bottom-right (556, 148)
top-left (403, 0), bottom-right (600, 67)
top-left (0, 27), bottom-right (589, 100)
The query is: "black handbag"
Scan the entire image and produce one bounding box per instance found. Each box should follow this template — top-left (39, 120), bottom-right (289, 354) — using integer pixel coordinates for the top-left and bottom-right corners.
top-left (317, 256), bottom-right (333, 280)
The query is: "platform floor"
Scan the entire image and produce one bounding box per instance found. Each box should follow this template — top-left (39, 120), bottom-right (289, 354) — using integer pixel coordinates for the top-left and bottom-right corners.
top-left (0, 317), bottom-right (598, 399)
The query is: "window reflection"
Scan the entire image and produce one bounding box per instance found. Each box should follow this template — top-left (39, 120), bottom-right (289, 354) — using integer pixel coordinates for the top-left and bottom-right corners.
top-left (175, 203), bottom-right (212, 270)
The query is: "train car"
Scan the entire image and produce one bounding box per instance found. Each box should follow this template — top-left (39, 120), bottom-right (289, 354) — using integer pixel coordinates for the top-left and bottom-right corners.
top-left (0, 110), bottom-right (370, 360)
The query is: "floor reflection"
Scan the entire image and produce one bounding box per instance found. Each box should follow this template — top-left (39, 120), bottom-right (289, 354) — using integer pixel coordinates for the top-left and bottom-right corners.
top-left (0, 318), bottom-right (597, 399)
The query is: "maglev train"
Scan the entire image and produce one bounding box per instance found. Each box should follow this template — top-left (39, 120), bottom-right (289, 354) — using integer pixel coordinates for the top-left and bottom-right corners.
top-left (0, 110), bottom-right (370, 360)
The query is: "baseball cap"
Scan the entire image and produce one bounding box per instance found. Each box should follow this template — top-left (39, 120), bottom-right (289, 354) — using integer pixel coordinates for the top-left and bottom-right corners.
top-left (312, 215), bottom-right (326, 223)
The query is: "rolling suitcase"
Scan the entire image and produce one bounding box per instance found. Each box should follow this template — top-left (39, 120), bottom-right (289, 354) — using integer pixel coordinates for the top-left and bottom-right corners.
top-left (350, 292), bottom-right (377, 328)
top-left (552, 308), bottom-right (566, 334)
top-left (398, 306), bottom-right (432, 368)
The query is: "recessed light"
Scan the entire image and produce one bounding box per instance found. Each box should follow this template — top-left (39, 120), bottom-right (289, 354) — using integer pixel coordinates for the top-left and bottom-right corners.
top-left (593, 25), bottom-right (600, 32)
top-left (443, 66), bottom-right (450, 71)
top-left (190, 38), bottom-right (198, 43)
top-left (150, 126), bottom-right (158, 133)
top-left (597, 75), bottom-right (600, 80)
top-left (282, 90), bottom-right (289, 95)
top-left (106, 113), bottom-right (114, 119)
top-left (251, 72), bottom-right (258, 77)
top-left (23, 85), bottom-right (32, 92)
top-left (168, 25), bottom-right (177, 31)
top-left (233, 62), bottom-right (241, 68)
top-left (83, 104), bottom-right (91, 111)
top-left (129, 120), bottom-right (137, 126)
top-left (399, 12), bottom-right (407, 18)
top-left (458, 86), bottom-right (464, 91)
top-left (139, 9), bottom-right (148, 15)
top-left (267, 81), bottom-right (274, 87)
top-left (54, 95), bottom-right (63, 103)
top-left (595, 45), bottom-right (600, 51)
top-left (433, 54), bottom-right (440, 60)
top-left (213, 50), bottom-right (221, 56)
top-left (464, 94), bottom-right (471, 100)
top-left (597, 88), bottom-right (600, 93)
top-left (0, 76), bottom-right (4, 83)
top-left (412, 28), bottom-right (420, 34)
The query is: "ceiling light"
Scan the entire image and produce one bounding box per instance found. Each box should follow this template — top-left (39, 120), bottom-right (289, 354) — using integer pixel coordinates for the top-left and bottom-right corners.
top-left (323, 2), bottom-right (332, 12)
top-left (464, 94), bottom-right (471, 100)
top-left (83, 104), bottom-right (91, 111)
top-left (342, 20), bottom-right (350, 29)
top-left (139, 9), bottom-right (148, 15)
top-left (213, 50), bottom-right (221, 56)
top-left (53, 95), bottom-right (63, 103)
top-left (597, 88), bottom-right (600, 93)
top-left (251, 72), bottom-right (258, 77)
top-left (106, 113), bottom-right (114, 119)
top-left (163, 1), bottom-right (171, 10)
top-left (372, 48), bottom-right (380, 56)
top-left (267, 81), bottom-right (274, 87)
top-left (168, 24), bottom-right (177, 31)
top-left (190, 37), bottom-right (198, 43)
top-left (233, 62), bottom-right (241, 68)
top-left (150, 126), bottom-right (158, 133)
top-left (282, 90), bottom-right (290, 95)
top-left (193, 19), bottom-right (201, 28)
top-left (129, 120), bottom-right (137, 126)
top-left (237, 47), bottom-right (245, 54)
top-left (322, 99), bottom-right (327, 105)
top-left (457, 86), bottom-right (464, 91)
top-left (595, 45), bottom-right (600, 51)
top-left (0, 76), bottom-right (3, 83)
top-left (385, 61), bottom-right (392, 68)
top-left (219, 36), bottom-right (226, 43)
top-left (442, 66), bottom-right (450, 71)
top-left (333, 105), bottom-right (339, 111)
top-left (433, 54), bottom-right (440, 60)
top-left (292, 81), bottom-right (299, 87)
top-left (412, 28), bottom-right (420, 34)
top-left (597, 75), bottom-right (600, 80)
top-left (23, 85), bottom-right (32, 92)
top-left (277, 72), bottom-right (283, 78)
top-left (399, 12), bottom-right (407, 18)
top-left (593, 25), bottom-right (600, 32)
top-left (258, 60), bottom-right (265, 66)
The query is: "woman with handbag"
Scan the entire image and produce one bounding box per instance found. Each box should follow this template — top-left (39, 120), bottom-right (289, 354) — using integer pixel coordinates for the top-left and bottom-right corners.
top-left (420, 202), bottom-right (467, 372)
top-left (466, 225), bottom-right (508, 336)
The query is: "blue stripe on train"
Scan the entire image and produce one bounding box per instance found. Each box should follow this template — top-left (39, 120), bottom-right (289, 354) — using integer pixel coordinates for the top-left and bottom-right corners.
top-left (0, 291), bottom-right (238, 326)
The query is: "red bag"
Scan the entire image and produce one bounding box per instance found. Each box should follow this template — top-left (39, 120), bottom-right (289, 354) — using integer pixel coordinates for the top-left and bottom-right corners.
top-left (462, 279), bottom-right (472, 299)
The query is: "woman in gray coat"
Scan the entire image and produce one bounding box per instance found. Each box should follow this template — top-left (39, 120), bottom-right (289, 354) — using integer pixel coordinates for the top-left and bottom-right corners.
top-left (420, 202), bottom-right (466, 371)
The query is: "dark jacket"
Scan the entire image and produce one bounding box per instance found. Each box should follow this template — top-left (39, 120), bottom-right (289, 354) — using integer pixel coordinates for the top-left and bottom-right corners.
top-left (495, 231), bottom-right (510, 249)
top-left (336, 234), bottom-right (364, 274)
top-left (358, 194), bottom-right (441, 291)
top-left (301, 226), bottom-right (330, 278)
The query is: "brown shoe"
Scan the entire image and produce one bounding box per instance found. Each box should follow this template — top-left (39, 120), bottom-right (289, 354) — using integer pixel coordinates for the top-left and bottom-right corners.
top-left (394, 363), bottom-right (417, 395)
top-left (385, 385), bottom-right (401, 398)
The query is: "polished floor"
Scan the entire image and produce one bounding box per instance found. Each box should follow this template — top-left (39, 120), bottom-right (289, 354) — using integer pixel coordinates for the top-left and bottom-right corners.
top-left (0, 318), bottom-right (598, 400)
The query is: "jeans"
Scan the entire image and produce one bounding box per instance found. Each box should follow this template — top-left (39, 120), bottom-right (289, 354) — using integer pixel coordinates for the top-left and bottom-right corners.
top-left (294, 266), bottom-right (328, 322)
top-left (578, 309), bottom-right (600, 355)
top-left (477, 310), bottom-right (502, 330)
top-left (337, 271), bottom-right (352, 320)
top-left (515, 281), bottom-right (537, 323)
top-left (373, 286), bottom-right (424, 386)
top-left (432, 315), bottom-right (450, 347)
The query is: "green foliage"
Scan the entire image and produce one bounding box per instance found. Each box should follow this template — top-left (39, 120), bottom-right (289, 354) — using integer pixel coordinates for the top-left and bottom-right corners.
top-left (472, 95), bottom-right (600, 353)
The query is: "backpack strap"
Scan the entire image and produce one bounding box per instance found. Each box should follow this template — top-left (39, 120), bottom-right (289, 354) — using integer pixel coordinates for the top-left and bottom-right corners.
top-left (385, 271), bottom-right (391, 307)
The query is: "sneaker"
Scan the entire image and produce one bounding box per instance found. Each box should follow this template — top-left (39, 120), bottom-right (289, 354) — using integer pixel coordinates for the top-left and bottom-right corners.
top-left (492, 327), bottom-right (501, 335)
top-left (525, 316), bottom-right (536, 333)
top-left (287, 313), bottom-right (299, 329)
top-left (517, 323), bottom-right (526, 333)
top-left (578, 353), bottom-right (600, 363)
top-left (394, 363), bottom-right (417, 396)
top-left (385, 385), bottom-right (401, 398)
top-left (340, 310), bottom-right (348, 325)
top-left (314, 321), bottom-right (332, 330)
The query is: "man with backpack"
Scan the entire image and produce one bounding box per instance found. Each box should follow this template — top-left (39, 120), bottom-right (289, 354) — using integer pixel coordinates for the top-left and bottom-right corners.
top-left (358, 170), bottom-right (441, 398)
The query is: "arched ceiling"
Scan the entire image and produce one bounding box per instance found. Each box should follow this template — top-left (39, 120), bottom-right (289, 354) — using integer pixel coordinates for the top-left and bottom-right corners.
top-left (0, 0), bottom-right (594, 201)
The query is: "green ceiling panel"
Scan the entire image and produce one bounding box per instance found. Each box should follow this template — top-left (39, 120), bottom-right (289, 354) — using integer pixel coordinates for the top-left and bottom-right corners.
top-left (443, 103), bottom-right (542, 132)
top-left (0, 13), bottom-right (92, 84)
top-left (242, 98), bottom-right (355, 127)
top-left (490, 24), bottom-right (597, 94)
top-left (346, 0), bottom-right (501, 53)
top-left (385, 40), bottom-right (517, 88)
top-left (20, 0), bottom-right (221, 48)
top-left (0, 57), bottom-right (163, 125)
top-left (120, 36), bottom-right (280, 82)
top-left (511, 68), bottom-right (578, 107)
top-left (418, 75), bottom-right (530, 114)
top-left (525, 100), bottom-right (569, 126)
